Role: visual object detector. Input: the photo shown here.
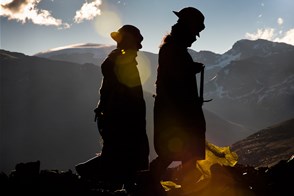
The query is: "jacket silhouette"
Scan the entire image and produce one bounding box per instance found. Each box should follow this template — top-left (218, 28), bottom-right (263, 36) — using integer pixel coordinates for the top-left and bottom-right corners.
top-left (150, 7), bottom-right (207, 192)
top-left (154, 25), bottom-right (206, 161)
top-left (76, 25), bottom-right (149, 183)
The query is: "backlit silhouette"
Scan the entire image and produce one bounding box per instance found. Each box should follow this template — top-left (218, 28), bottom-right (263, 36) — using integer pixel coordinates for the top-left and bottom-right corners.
top-left (150, 7), bottom-right (207, 194)
top-left (75, 25), bottom-right (149, 186)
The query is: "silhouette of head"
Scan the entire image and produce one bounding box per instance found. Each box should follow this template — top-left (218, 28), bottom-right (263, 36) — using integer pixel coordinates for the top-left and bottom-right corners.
top-left (173, 7), bottom-right (205, 37)
top-left (111, 25), bottom-right (143, 50)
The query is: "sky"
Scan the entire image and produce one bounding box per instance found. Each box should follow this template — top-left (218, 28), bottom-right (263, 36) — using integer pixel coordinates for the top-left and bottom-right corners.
top-left (1, 0), bottom-right (294, 56)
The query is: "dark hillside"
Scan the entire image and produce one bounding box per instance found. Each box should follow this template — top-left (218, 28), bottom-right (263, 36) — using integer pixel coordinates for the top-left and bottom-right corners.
top-left (1, 50), bottom-right (101, 173)
top-left (231, 118), bottom-right (294, 167)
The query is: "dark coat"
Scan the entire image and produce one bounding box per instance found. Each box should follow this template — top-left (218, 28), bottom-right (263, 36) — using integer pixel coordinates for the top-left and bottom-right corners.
top-left (97, 49), bottom-right (149, 171)
top-left (154, 38), bottom-right (206, 161)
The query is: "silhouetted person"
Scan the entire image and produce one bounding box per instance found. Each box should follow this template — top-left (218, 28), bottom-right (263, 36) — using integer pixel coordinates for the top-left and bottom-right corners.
top-left (75, 25), bottom-right (149, 186)
top-left (150, 7), bottom-right (206, 193)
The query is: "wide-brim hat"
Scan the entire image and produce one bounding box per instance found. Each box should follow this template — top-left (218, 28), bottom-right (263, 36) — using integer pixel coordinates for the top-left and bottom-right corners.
top-left (173, 7), bottom-right (205, 36)
top-left (110, 25), bottom-right (143, 43)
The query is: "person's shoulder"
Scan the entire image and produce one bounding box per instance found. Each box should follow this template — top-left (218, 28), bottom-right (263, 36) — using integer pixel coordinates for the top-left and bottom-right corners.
top-left (160, 41), bottom-right (180, 56)
top-left (108, 48), bottom-right (121, 58)
top-left (102, 49), bottom-right (121, 65)
top-left (101, 49), bottom-right (119, 69)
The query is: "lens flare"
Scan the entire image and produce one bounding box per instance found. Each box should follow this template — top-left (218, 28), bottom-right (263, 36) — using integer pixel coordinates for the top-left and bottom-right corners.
top-left (94, 10), bottom-right (122, 38)
top-left (136, 52), bottom-right (151, 85)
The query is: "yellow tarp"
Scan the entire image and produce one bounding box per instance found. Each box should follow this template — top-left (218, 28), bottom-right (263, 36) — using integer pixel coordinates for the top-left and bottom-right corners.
top-left (161, 141), bottom-right (238, 192)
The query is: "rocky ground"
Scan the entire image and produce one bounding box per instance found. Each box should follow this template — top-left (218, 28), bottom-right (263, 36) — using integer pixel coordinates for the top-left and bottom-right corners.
top-left (0, 156), bottom-right (293, 196)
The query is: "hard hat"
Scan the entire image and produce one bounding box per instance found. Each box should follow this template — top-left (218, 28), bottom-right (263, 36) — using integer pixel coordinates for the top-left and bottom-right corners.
top-left (173, 7), bottom-right (205, 35)
top-left (110, 25), bottom-right (143, 43)
top-left (173, 7), bottom-right (205, 23)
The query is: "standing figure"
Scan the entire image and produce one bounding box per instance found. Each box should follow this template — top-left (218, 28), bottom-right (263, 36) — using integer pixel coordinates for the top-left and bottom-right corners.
top-left (76, 25), bottom-right (149, 185)
top-left (150, 7), bottom-right (206, 191)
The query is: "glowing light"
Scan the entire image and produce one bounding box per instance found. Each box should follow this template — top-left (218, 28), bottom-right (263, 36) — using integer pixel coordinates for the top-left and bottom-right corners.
top-left (94, 10), bottom-right (122, 38)
top-left (114, 51), bottom-right (142, 88)
top-left (136, 52), bottom-right (151, 85)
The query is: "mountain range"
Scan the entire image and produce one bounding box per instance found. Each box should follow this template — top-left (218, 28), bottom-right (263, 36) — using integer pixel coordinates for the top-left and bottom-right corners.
top-left (36, 39), bottom-right (294, 130)
top-left (1, 39), bottom-right (293, 173)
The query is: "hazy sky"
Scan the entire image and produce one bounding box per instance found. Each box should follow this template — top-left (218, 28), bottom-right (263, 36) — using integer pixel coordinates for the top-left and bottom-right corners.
top-left (1, 0), bottom-right (294, 55)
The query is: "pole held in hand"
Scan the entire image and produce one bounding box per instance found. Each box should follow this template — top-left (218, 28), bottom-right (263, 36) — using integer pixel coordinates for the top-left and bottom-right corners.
top-left (200, 68), bottom-right (212, 105)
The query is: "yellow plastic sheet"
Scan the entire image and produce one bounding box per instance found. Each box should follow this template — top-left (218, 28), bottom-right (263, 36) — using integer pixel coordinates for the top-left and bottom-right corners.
top-left (161, 141), bottom-right (238, 192)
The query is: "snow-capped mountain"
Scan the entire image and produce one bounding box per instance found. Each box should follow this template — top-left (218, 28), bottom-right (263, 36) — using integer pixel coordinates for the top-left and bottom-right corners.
top-left (2, 38), bottom-right (293, 173)
top-left (204, 40), bottom-right (294, 129)
top-left (190, 39), bottom-right (294, 81)
top-left (35, 39), bottom-right (294, 130)
top-left (0, 49), bottom-right (250, 173)
top-left (35, 43), bottom-right (158, 95)
top-left (35, 43), bottom-right (116, 65)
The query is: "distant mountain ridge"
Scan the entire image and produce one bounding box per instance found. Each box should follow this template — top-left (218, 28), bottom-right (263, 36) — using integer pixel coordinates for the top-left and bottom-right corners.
top-left (189, 39), bottom-right (294, 74)
top-left (35, 39), bottom-right (294, 130)
top-left (1, 50), bottom-right (102, 173)
top-left (1, 49), bottom-right (250, 174)
top-left (203, 39), bottom-right (294, 129)
top-left (35, 43), bottom-right (116, 65)
top-left (1, 38), bottom-right (293, 173)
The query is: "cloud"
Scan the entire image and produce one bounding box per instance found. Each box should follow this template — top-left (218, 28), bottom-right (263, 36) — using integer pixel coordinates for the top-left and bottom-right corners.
top-left (274, 29), bottom-right (294, 45)
top-left (74, 0), bottom-right (102, 23)
top-left (245, 28), bottom-right (275, 40)
top-left (245, 28), bottom-right (294, 46)
top-left (0, 0), bottom-right (69, 28)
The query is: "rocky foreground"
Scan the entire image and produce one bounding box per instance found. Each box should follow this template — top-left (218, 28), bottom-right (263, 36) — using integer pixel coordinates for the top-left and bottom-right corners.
top-left (0, 156), bottom-right (292, 196)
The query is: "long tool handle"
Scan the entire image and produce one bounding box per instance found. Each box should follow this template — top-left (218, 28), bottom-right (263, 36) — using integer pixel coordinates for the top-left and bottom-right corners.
top-left (200, 68), bottom-right (212, 105)
top-left (200, 69), bottom-right (204, 101)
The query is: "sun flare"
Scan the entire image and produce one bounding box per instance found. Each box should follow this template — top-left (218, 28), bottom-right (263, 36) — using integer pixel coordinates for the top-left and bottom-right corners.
top-left (136, 52), bottom-right (151, 85)
top-left (94, 10), bottom-right (122, 38)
